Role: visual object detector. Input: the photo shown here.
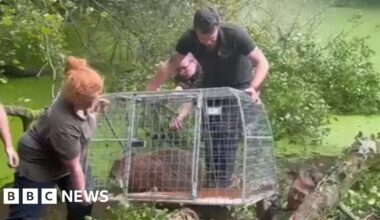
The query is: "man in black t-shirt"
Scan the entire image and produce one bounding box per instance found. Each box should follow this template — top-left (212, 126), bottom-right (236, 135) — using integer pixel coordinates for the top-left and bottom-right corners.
top-left (147, 7), bottom-right (270, 188)
top-left (146, 7), bottom-right (269, 100)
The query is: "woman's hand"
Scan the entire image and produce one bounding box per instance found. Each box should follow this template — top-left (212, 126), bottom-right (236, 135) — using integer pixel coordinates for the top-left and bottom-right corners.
top-left (93, 98), bottom-right (110, 115)
top-left (5, 147), bottom-right (19, 168)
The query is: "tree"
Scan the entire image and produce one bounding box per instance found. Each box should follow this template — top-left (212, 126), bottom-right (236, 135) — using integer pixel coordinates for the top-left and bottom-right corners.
top-left (292, 136), bottom-right (380, 219)
top-left (0, 0), bottom-right (67, 97)
top-left (3, 105), bottom-right (45, 131)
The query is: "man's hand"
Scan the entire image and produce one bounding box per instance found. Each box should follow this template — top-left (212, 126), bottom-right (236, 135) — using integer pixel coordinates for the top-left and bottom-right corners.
top-left (170, 116), bottom-right (184, 131)
top-left (247, 47), bottom-right (269, 98)
top-left (5, 147), bottom-right (19, 168)
top-left (170, 102), bottom-right (193, 131)
top-left (244, 87), bottom-right (261, 104)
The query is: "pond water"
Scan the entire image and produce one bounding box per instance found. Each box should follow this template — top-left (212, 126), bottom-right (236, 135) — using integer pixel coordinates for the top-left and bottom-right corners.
top-left (317, 3), bottom-right (380, 70)
top-left (0, 76), bottom-right (53, 186)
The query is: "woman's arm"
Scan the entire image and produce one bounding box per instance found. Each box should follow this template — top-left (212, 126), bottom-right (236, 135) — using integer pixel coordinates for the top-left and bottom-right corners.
top-left (63, 156), bottom-right (86, 191)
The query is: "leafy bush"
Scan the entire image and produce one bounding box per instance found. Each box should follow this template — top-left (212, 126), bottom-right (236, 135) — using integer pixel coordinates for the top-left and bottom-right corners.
top-left (263, 72), bottom-right (330, 141)
top-left (248, 25), bottom-right (380, 140)
top-left (0, 0), bottom-right (66, 76)
top-left (318, 36), bottom-right (380, 114)
top-left (3, 1), bottom-right (378, 142)
top-left (343, 173), bottom-right (380, 218)
top-left (86, 203), bottom-right (170, 220)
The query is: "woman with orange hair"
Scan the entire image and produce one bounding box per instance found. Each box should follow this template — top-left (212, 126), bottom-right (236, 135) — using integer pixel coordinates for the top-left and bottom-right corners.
top-left (7, 56), bottom-right (107, 220)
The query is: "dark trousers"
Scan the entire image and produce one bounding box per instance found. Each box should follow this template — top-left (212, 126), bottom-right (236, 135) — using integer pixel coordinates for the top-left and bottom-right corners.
top-left (7, 173), bottom-right (93, 220)
top-left (203, 98), bottom-right (240, 188)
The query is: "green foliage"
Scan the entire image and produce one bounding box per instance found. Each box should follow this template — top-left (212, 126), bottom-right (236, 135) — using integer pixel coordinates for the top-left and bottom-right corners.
top-left (333, 135), bottom-right (380, 218)
top-left (318, 36), bottom-right (380, 114)
top-left (60, 0), bottom-right (202, 92)
top-left (58, 0), bottom-right (245, 92)
top-left (231, 206), bottom-right (257, 220)
top-left (262, 61), bottom-right (330, 141)
top-left (343, 173), bottom-right (380, 218)
top-left (248, 26), bottom-right (329, 140)
top-left (1, 1), bottom-right (380, 218)
top-left (248, 24), bottom-right (380, 140)
top-left (90, 203), bottom-right (260, 220)
top-left (0, 0), bottom-right (66, 78)
top-left (208, 0), bottom-right (241, 21)
top-left (106, 204), bottom-right (170, 220)
top-left (73, 0), bottom-right (380, 142)
top-left (86, 203), bottom-right (170, 220)
top-left (1, 0), bottom-right (378, 142)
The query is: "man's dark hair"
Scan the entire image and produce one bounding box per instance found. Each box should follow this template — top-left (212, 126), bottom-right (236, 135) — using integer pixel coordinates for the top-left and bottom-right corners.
top-left (193, 7), bottom-right (220, 34)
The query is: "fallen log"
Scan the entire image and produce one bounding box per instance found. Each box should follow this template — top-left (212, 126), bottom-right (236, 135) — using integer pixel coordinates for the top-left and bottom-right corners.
top-left (4, 105), bottom-right (45, 131)
top-left (291, 136), bottom-right (380, 220)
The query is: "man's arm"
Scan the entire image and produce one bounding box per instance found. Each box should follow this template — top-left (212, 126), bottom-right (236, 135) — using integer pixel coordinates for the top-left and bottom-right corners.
top-left (0, 104), bottom-right (19, 168)
top-left (247, 47), bottom-right (270, 92)
top-left (235, 26), bottom-right (269, 100)
top-left (170, 102), bottom-right (193, 131)
top-left (146, 53), bottom-right (186, 91)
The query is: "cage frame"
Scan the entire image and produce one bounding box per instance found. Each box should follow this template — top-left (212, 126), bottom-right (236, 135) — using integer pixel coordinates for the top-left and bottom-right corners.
top-left (91, 87), bottom-right (278, 207)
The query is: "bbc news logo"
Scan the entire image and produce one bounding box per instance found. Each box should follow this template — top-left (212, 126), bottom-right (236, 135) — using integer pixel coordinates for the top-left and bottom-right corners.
top-left (3, 188), bottom-right (109, 204)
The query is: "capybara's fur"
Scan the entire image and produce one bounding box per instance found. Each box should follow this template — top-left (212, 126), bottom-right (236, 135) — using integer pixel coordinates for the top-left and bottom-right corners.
top-left (109, 148), bottom-right (199, 193)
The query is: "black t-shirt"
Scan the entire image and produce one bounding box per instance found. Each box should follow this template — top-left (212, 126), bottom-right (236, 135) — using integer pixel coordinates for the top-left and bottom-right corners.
top-left (176, 23), bottom-right (256, 89)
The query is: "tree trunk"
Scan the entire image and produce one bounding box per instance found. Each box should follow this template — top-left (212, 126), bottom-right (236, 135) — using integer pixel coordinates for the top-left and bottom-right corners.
top-left (291, 137), bottom-right (380, 220)
top-left (4, 105), bottom-right (45, 131)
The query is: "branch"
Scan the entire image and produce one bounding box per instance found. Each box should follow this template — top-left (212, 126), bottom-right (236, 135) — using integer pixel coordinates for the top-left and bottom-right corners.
top-left (36, 62), bottom-right (48, 78)
top-left (291, 137), bottom-right (380, 220)
top-left (4, 105), bottom-right (45, 131)
top-left (43, 35), bottom-right (57, 100)
top-left (338, 203), bottom-right (359, 220)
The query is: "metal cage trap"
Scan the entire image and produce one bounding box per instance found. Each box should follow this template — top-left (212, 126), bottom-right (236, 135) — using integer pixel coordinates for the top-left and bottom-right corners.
top-left (87, 87), bottom-right (277, 206)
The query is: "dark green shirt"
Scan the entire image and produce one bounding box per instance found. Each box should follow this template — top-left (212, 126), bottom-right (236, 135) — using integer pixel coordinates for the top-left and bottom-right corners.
top-left (176, 23), bottom-right (256, 89)
top-left (173, 64), bottom-right (202, 89)
top-left (17, 95), bottom-right (96, 182)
